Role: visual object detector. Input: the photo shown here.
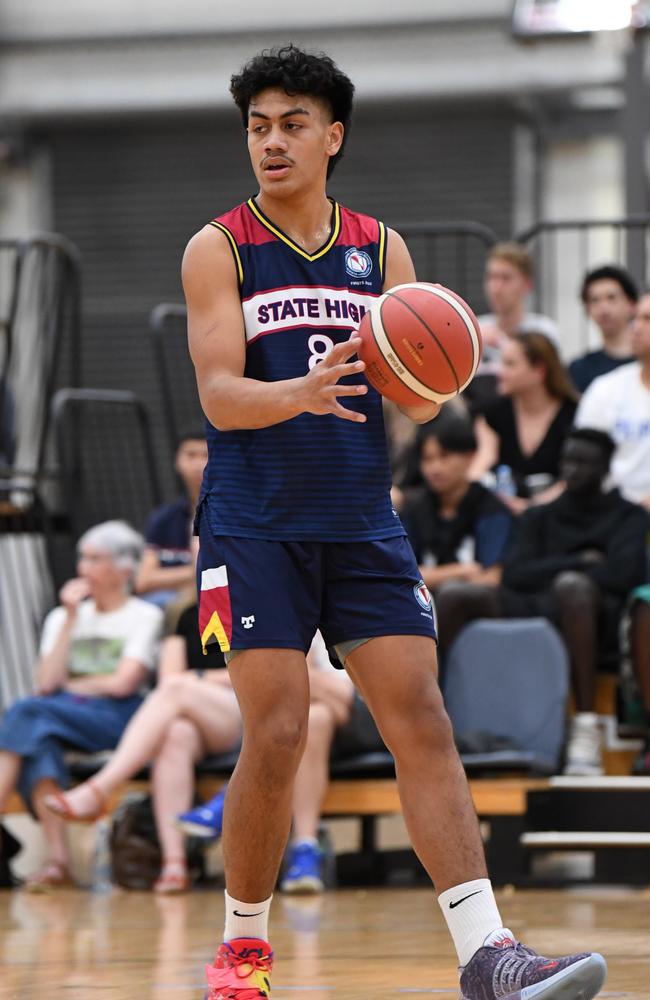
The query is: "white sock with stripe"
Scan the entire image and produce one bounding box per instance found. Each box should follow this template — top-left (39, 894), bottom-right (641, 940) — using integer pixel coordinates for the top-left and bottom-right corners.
top-left (438, 878), bottom-right (506, 967)
top-left (224, 890), bottom-right (273, 943)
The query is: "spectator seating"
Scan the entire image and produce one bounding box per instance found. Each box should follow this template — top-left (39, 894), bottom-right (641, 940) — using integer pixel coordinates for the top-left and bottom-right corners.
top-left (442, 618), bottom-right (570, 775)
top-left (52, 388), bottom-right (161, 544)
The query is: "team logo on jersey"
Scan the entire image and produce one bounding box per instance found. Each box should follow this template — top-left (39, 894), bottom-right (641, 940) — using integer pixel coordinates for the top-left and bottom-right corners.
top-left (345, 248), bottom-right (373, 278)
top-left (413, 580), bottom-right (432, 611)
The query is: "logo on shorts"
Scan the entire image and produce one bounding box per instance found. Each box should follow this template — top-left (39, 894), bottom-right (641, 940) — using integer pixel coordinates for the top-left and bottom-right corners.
top-left (345, 248), bottom-right (373, 278)
top-left (413, 581), bottom-right (432, 611)
top-left (241, 615), bottom-right (255, 629)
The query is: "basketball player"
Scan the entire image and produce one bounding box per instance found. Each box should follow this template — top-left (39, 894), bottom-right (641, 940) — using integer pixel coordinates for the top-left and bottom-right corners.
top-left (184, 45), bottom-right (606, 1000)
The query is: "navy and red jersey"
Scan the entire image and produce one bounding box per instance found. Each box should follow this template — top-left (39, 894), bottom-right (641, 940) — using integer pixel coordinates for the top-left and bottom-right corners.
top-left (200, 196), bottom-right (405, 543)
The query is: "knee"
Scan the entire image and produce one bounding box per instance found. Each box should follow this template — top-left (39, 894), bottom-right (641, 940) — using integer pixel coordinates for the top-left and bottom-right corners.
top-left (160, 718), bottom-right (199, 756)
top-left (244, 709), bottom-right (307, 767)
top-left (376, 681), bottom-right (453, 758)
top-left (157, 673), bottom-right (191, 696)
top-left (551, 571), bottom-right (598, 607)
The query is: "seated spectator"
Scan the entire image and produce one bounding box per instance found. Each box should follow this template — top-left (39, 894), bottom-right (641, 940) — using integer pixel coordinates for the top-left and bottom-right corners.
top-left (475, 242), bottom-right (560, 374)
top-left (135, 430), bottom-right (207, 607)
top-left (569, 265), bottom-right (637, 394)
top-left (574, 291), bottom-right (650, 509)
top-left (176, 633), bottom-right (385, 894)
top-left (400, 414), bottom-right (513, 659)
top-left (499, 429), bottom-right (650, 775)
top-left (470, 332), bottom-right (578, 510)
top-left (45, 600), bottom-right (241, 894)
top-left (0, 520), bottom-right (162, 890)
top-left (446, 430), bottom-right (649, 774)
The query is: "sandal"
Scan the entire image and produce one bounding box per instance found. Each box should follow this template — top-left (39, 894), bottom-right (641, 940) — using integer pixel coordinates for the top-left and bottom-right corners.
top-left (154, 858), bottom-right (189, 895)
top-left (43, 779), bottom-right (107, 823)
top-left (23, 860), bottom-right (75, 894)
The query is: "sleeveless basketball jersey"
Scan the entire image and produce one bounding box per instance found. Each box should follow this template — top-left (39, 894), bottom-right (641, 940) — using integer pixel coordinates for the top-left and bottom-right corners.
top-left (200, 196), bottom-right (404, 542)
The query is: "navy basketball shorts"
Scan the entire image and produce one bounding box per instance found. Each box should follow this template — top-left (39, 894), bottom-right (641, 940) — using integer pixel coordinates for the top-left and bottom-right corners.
top-left (196, 516), bottom-right (437, 664)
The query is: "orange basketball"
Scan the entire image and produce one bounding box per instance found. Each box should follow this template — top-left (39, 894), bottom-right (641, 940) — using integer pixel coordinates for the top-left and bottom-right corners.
top-left (357, 282), bottom-right (483, 407)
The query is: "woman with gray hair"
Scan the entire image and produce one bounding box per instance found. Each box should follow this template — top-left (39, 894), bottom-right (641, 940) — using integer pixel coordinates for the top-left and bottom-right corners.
top-left (0, 520), bottom-right (163, 890)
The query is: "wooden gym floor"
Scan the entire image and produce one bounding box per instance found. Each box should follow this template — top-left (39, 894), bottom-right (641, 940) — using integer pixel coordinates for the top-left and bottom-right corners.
top-left (0, 885), bottom-right (648, 999)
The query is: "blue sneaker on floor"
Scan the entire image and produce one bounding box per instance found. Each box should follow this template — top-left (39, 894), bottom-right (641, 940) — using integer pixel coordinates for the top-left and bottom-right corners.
top-left (280, 841), bottom-right (324, 895)
top-left (459, 929), bottom-right (607, 1000)
top-left (175, 786), bottom-right (226, 840)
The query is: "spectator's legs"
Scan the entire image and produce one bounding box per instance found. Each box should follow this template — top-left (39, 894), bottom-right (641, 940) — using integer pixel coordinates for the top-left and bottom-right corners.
top-left (551, 571), bottom-right (601, 712)
top-left (291, 702), bottom-right (337, 841)
top-left (551, 571), bottom-right (604, 775)
top-left (223, 650), bottom-right (310, 903)
top-left (32, 778), bottom-right (70, 866)
top-left (631, 601), bottom-right (650, 775)
top-left (279, 701), bottom-right (339, 894)
top-left (0, 751), bottom-right (20, 810)
top-left (434, 582), bottom-right (501, 659)
top-left (150, 718), bottom-right (204, 892)
top-left (47, 675), bottom-right (241, 819)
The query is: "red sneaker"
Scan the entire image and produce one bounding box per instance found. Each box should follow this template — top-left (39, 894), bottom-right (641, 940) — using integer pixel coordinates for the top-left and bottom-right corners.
top-left (205, 938), bottom-right (273, 1000)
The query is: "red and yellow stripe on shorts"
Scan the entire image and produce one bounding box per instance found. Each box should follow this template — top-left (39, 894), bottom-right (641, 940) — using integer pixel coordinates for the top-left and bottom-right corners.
top-left (199, 565), bottom-right (232, 653)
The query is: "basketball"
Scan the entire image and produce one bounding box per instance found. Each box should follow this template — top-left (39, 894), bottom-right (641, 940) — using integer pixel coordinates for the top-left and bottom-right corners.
top-left (357, 282), bottom-right (483, 407)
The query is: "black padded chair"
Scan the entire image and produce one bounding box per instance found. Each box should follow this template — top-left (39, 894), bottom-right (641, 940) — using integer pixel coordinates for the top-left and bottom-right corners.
top-left (150, 303), bottom-right (204, 457)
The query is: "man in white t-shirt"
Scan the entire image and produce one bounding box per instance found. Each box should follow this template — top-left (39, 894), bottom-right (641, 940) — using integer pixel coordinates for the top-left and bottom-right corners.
top-left (575, 293), bottom-right (650, 510)
top-left (0, 520), bottom-right (162, 890)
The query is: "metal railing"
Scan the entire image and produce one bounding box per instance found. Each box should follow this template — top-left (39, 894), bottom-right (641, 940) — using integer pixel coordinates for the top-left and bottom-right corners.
top-left (517, 215), bottom-right (650, 357)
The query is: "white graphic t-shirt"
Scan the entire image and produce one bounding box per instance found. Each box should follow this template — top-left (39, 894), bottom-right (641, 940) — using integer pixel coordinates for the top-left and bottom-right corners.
top-left (575, 362), bottom-right (650, 503)
top-left (40, 597), bottom-right (162, 677)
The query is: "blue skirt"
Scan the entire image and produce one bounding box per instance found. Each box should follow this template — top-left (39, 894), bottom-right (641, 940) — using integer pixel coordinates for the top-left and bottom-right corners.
top-left (0, 690), bottom-right (143, 809)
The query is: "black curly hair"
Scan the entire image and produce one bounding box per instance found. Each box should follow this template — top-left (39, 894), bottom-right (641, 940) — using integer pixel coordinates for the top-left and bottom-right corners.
top-left (230, 44), bottom-right (355, 178)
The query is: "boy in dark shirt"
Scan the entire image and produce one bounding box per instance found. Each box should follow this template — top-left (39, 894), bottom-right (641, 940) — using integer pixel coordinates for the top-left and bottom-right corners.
top-left (401, 414), bottom-right (513, 659)
top-left (569, 265), bottom-right (637, 394)
top-left (135, 431), bottom-right (207, 607)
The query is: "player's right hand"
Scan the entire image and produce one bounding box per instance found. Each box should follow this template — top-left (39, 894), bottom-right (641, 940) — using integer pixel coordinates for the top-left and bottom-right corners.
top-left (296, 335), bottom-right (368, 423)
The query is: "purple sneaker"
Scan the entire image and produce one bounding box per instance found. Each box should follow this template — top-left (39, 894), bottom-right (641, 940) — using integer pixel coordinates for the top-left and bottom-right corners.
top-left (459, 931), bottom-right (607, 1000)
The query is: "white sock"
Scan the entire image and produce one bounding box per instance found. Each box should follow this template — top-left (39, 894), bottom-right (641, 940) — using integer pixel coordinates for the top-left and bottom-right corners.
top-left (224, 890), bottom-right (272, 943)
top-left (438, 878), bottom-right (505, 967)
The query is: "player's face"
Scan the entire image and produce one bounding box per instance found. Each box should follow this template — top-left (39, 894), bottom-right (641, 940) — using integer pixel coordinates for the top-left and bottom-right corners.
top-left (498, 340), bottom-right (543, 395)
top-left (631, 294), bottom-right (650, 362)
top-left (484, 260), bottom-right (531, 314)
top-left (419, 436), bottom-right (472, 495)
top-left (584, 279), bottom-right (635, 337)
top-left (246, 88), bottom-right (343, 198)
top-left (175, 438), bottom-right (208, 494)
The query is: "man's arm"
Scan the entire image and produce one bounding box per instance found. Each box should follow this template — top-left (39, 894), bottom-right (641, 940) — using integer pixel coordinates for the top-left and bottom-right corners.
top-left (64, 658), bottom-right (150, 699)
top-left (135, 548), bottom-right (194, 595)
top-left (183, 227), bottom-right (368, 431)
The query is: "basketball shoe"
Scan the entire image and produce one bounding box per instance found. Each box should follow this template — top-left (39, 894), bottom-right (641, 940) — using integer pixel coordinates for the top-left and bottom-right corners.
top-left (205, 937), bottom-right (273, 1000)
top-left (176, 787), bottom-right (227, 840)
top-left (459, 930), bottom-right (607, 1000)
top-left (280, 840), bottom-right (324, 894)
